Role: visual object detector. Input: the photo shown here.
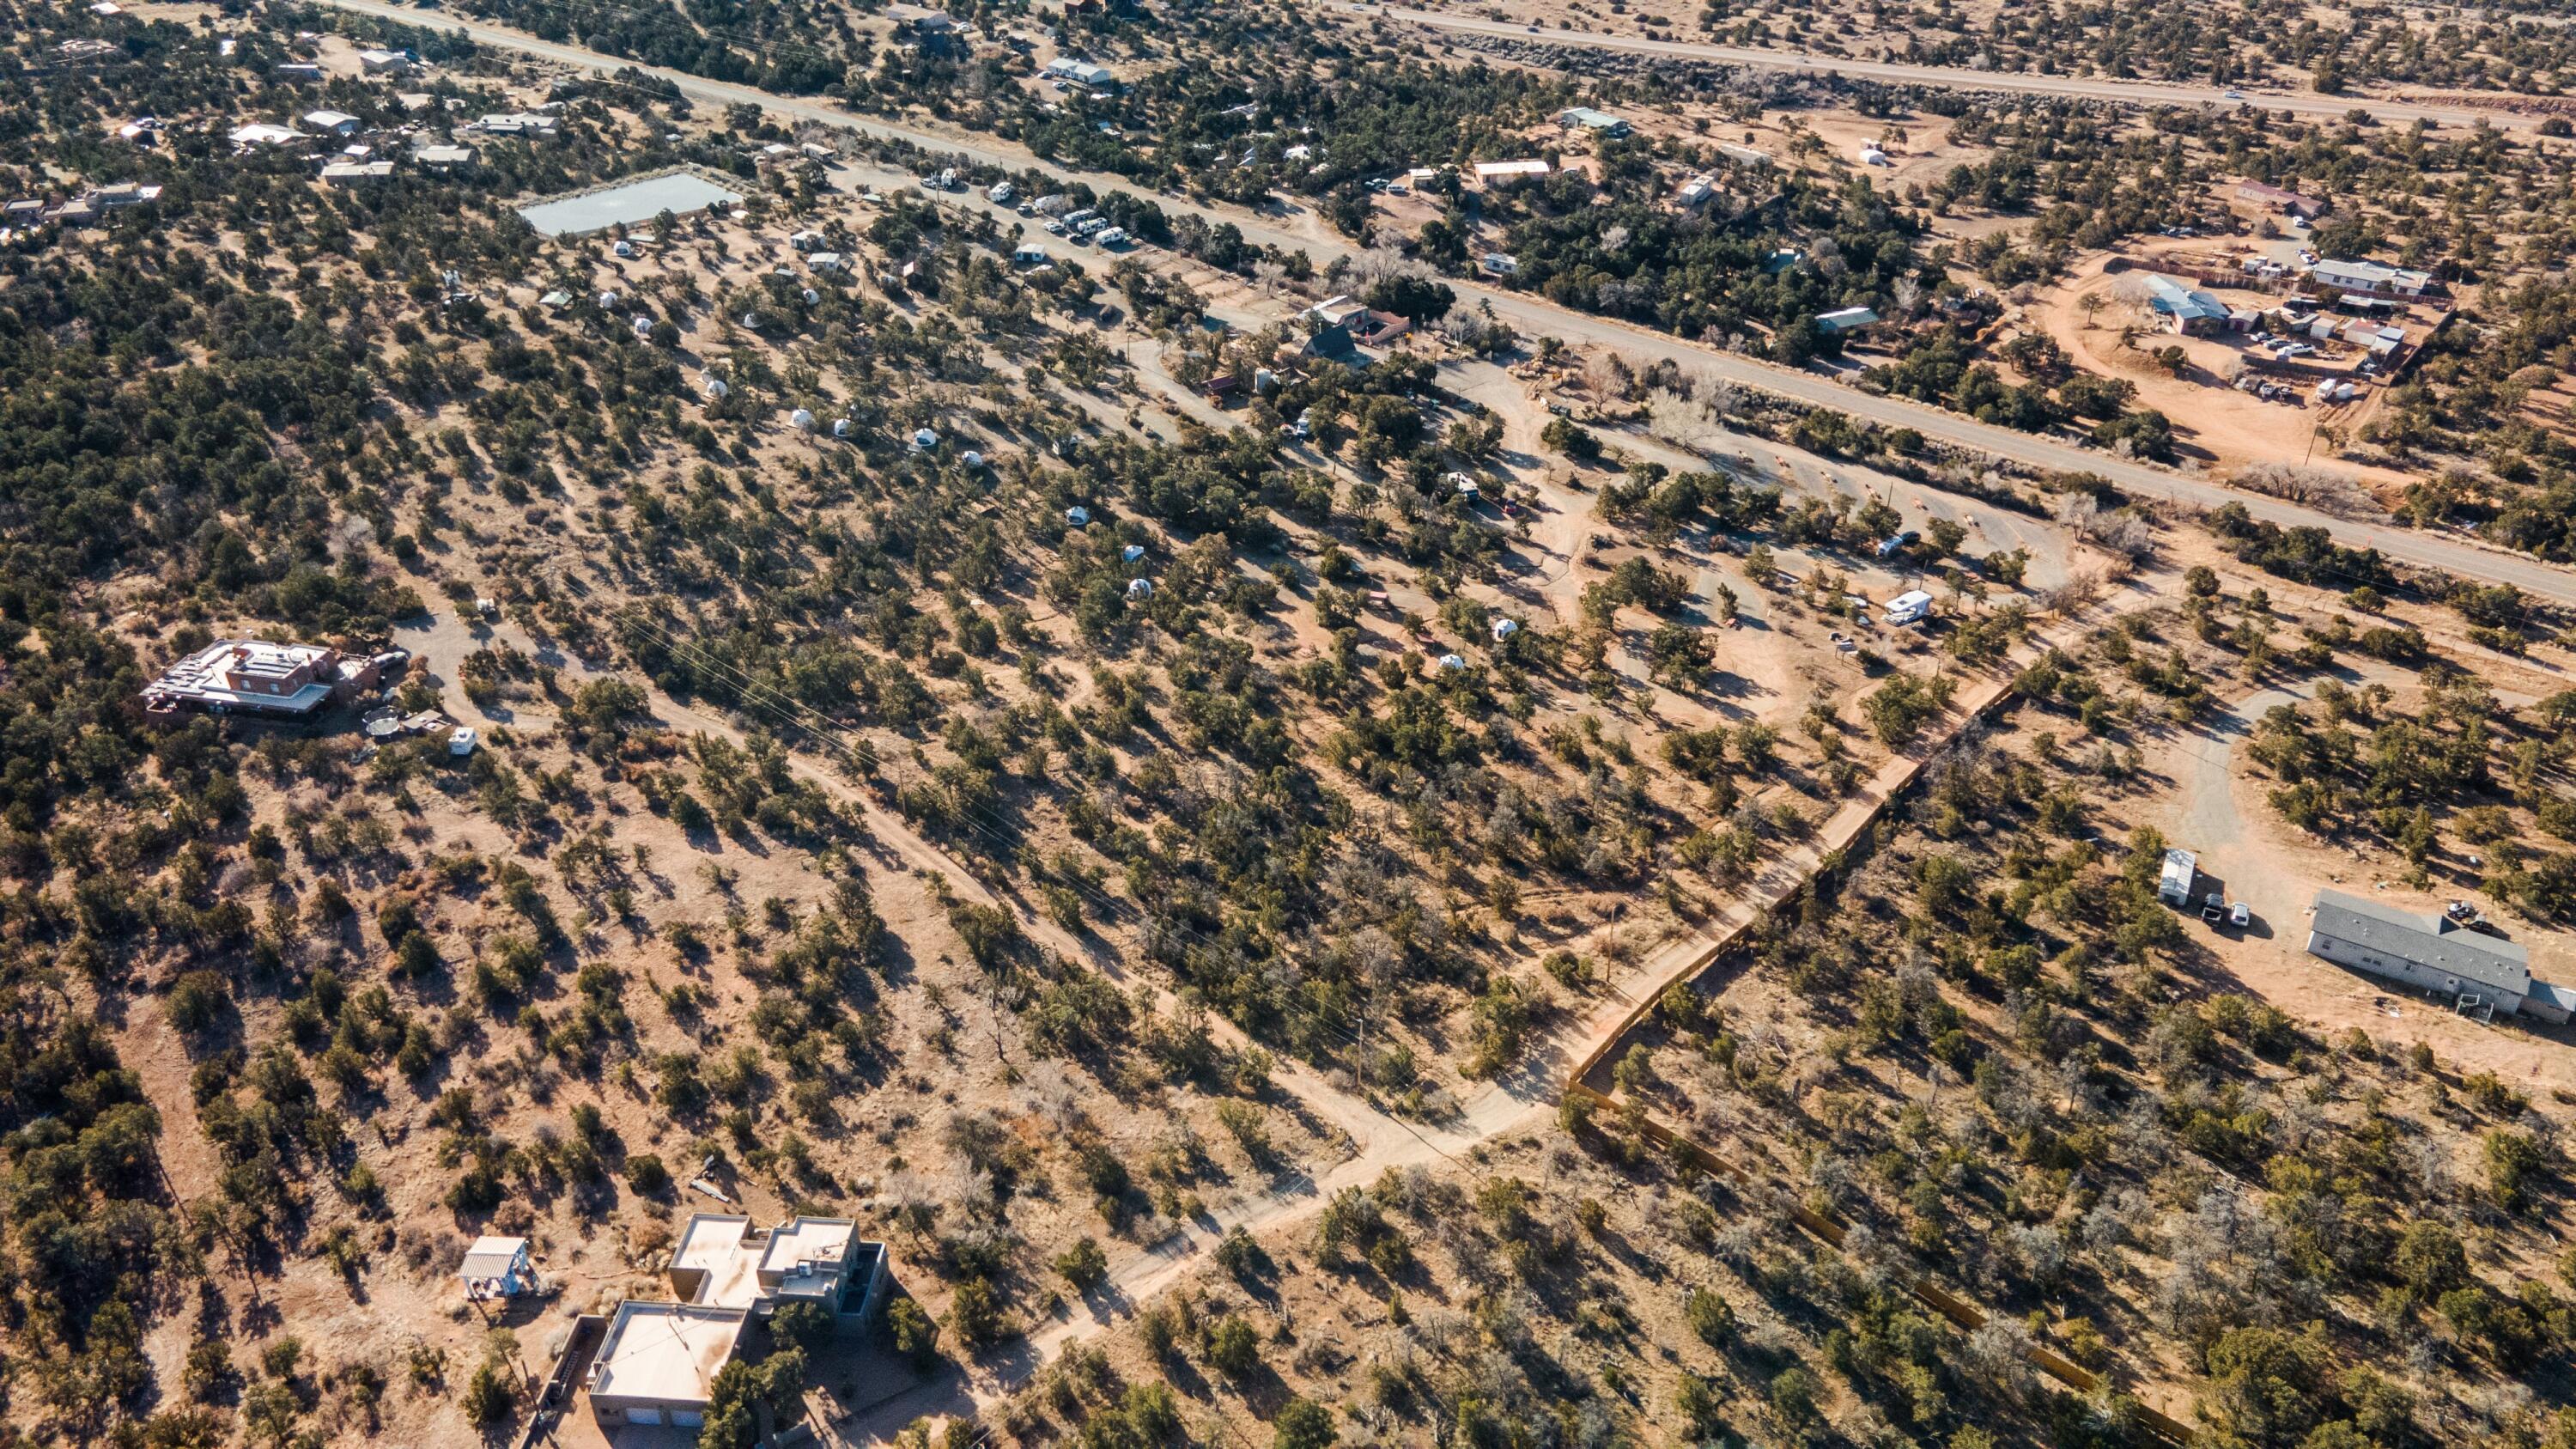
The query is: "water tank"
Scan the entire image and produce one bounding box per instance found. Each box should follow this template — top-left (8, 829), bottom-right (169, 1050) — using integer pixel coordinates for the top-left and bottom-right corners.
top-left (790, 408), bottom-right (816, 431)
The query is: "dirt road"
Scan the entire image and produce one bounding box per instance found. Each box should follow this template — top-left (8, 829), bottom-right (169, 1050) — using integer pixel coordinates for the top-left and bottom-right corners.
top-left (1350, 3), bottom-right (2543, 131)
top-left (307, 0), bottom-right (2576, 606)
top-left (2151, 668), bottom-right (2576, 1094)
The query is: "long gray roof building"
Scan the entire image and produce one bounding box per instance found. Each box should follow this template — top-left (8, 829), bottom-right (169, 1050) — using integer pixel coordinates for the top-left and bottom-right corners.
top-left (2307, 888), bottom-right (2569, 1023)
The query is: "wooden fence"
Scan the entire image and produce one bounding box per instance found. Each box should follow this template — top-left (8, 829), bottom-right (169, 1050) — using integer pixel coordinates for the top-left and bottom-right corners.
top-left (1556, 637), bottom-right (2197, 1446)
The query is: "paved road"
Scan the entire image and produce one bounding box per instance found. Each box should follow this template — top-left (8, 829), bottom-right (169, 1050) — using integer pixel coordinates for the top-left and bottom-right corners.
top-left (319, 0), bottom-right (2576, 605)
top-left (1352, 3), bottom-right (2540, 131)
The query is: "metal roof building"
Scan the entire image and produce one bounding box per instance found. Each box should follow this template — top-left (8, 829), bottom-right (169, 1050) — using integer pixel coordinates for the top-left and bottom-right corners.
top-left (2145, 275), bottom-right (2230, 331)
top-left (1814, 305), bottom-right (1880, 335)
top-left (1558, 107), bottom-right (1630, 137)
top-left (2307, 888), bottom-right (2570, 1023)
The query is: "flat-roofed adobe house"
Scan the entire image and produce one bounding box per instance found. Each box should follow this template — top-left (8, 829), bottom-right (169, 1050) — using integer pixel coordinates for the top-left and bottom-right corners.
top-left (586, 1215), bottom-right (894, 1432)
top-left (585, 1302), bottom-right (748, 1430)
top-left (140, 639), bottom-right (398, 717)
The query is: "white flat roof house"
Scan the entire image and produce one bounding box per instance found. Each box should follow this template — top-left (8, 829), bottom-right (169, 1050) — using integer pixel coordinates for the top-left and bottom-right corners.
top-left (357, 47), bottom-right (412, 74)
top-left (666, 1213), bottom-right (883, 1321)
top-left (1472, 159), bottom-right (1550, 183)
top-left (586, 1302), bottom-right (747, 1430)
top-left (587, 1213), bottom-right (889, 1430)
top-left (230, 123), bottom-right (305, 147)
top-left (303, 109), bottom-right (361, 135)
top-left (475, 112), bottom-right (558, 137)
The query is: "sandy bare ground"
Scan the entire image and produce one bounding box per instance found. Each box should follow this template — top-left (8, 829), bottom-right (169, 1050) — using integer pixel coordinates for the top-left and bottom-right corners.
top-left (829, 579), bottom-right (2143, 1441)
top-left (2026, 254), bottom-right (2415, 490)
top-left (2152, 670), bottom-right (2576, 1096)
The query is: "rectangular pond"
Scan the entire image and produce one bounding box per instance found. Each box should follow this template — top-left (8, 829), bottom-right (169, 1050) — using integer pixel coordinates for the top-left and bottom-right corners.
top-left (516, 171), bottom-right (745, 238)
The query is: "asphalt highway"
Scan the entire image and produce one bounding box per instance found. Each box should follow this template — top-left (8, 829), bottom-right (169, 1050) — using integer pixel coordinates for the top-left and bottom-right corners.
top-left (317, 0), bottom-right (2576, 604)
top-left (1356, 3), bottom-right (2540, 131)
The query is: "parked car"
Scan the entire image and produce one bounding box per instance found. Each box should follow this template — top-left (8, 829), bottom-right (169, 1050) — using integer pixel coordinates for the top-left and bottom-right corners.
top-left (1874, 530), bottom-right (1919, 560)
top-left (2229, 902), bottom-right (2251, 928)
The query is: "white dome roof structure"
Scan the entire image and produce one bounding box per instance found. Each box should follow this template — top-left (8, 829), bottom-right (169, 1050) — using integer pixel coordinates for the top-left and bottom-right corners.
top-left (1121, 544), bottom-right (1146, 563)
top-left (789, 408), bottom-right (816, 431)
top-left (832, 417), bottom-right (854, 438)
top-left (597, 289), bottom-right (619, 308)
top-left (1127, 578), bottom-right (1154, 600)
top-left (1436, 654), bottom-right (1467, 672)
top-left (613, 239), bottom-right (636, 258)
top-left (963, 450), bottom-right (986, 469)
top-left (911, 428), bottom-right (939, 452)
top-left (802, 288), bottom-right (820, 305)
top-left (1492, 618), bottom-right (1520, 641)
top-left (1066, 506), bottom-right (1091, 527)
top-left (632, 315), bottom-right (653, 338)
top-left (703, 376), bottom-right (729, 399)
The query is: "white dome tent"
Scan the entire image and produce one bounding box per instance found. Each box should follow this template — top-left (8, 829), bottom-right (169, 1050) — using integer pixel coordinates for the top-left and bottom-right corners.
top-left (789, 408), bottom-right (816, 432)
top-left (1492, 618), bottom-right (1520, 642)
top-left (910, 428), bottom-right (939, 453)
top-left (801, 288), bottom-right (821, 306)
top-left (1127, 578), bottom-right (1155, 600)
top-left (1436, 654), bottom-right (1467, 672)
top-left (631, 315), bottom-right (653, 338)
top-left (597, 289), bottom-right (619, 309)
top-left (702, 376), bottom-right (729, 400)
top-left (1065, 506), bottom-right (1091, 527)
top-left (963, 450), bottom-right (986, 470)
top-left (1121, 544), bottom-right (1146, 563)
top-left (832, 418), bottom-right (854, 439)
